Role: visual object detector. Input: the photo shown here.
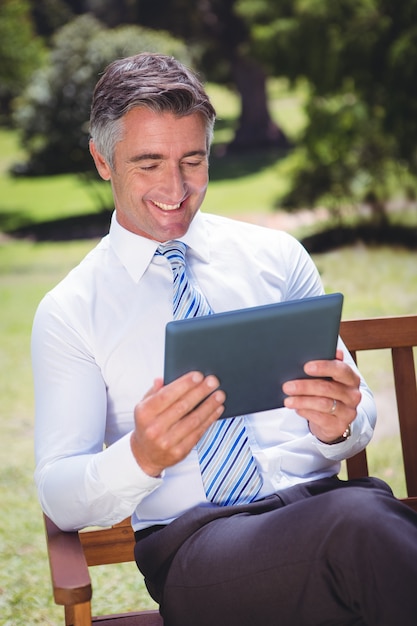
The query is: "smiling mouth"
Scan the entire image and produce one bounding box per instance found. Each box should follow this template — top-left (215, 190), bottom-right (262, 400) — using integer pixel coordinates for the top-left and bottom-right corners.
top-left (152, 200), bottom-right (182, 211)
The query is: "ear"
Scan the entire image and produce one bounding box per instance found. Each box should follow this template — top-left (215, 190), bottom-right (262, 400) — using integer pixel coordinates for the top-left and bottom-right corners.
top-left (89, 139), bottom-right (112, 180)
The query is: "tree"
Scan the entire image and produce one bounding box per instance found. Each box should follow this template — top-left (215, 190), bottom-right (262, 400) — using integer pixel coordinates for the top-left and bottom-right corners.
top-left (82, 0), bottom-right (138, 27)
top-left (238, 0), bottom-right (417, 212)
top-left (13, 14), bottom-right (192, 174)
top-left (0, 0), bottom-right (45, 124)
top-left (29, 0), bottom-right (77, 39)
top-left (89, 0), bottom-right (289, 152)
top-left (195, 0), bottom-right (288, 151)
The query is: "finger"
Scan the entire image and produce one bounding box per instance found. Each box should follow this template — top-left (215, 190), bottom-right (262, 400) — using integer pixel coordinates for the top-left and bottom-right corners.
top-left (139, 371), bottom-right (215, 421)
top-left (283, 378), bottom-right (361, 417)
top-left (285, 395), bottom-right (357, 423)
top-left (304, 358), bottom-right (361, 387)
top-left (284, 392), bottom-right (343, 414)
top-left (163, 390), bottom-right (226, 452)
top-left (283, 374), bottom-right (359, 404)
top-left (160, 374), bottom-right (224, 428)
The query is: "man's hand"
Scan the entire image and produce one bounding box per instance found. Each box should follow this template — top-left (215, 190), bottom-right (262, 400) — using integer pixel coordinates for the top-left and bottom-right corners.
top-left (130, 372), bottom-right (225, 476)
top-left (282, 350), bottom-right (361, 444)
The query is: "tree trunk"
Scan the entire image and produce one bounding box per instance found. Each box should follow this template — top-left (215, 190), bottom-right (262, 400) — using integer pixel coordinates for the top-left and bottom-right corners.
top-left (227, 55), bottom-right (289, 152)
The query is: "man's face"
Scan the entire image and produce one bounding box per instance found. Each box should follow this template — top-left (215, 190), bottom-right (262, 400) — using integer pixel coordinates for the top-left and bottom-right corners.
top-left (90, 108), bottom-right (209, 242)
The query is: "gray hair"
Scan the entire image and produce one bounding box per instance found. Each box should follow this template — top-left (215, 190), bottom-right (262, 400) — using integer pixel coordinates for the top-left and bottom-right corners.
top-left (90, 53), bottom-right (216, 167)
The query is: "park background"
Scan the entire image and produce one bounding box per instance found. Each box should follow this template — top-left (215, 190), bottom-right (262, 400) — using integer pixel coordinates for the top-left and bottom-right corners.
top-left (1, 1), bottom-right (417, 623)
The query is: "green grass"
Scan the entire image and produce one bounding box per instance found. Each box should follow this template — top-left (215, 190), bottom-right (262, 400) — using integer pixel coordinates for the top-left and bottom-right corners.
top-left (0, 129), bottom-right (112, 229)
top-left (1, 79), bottom-right (416, 622)
top-left (316, 245), bottom-right (417, 318)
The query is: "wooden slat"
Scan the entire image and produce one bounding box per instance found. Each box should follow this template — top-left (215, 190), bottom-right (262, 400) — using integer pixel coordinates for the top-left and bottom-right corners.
top-left (343, 345), bottom-right (370, 481)
top-left (392, 346), bottom-right (417, 496)
top-left (346, 449), bottom-right (369, 480)
top-left (340, 315), bottom-right (417, 351)
top-left (401, 497), bottom-right (417, 514)
top-left (342, 316), bottom-right (417, 493)
top-left (80, 522), bottom-right (135, 566)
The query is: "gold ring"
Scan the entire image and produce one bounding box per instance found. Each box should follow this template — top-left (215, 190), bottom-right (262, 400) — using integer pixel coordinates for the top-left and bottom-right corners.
top-left (330, 399), bottom-right (337, 414)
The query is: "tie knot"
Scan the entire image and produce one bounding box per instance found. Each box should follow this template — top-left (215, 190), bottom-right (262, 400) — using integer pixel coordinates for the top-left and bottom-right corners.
top-left (156, 241), bottom-right (187, 268)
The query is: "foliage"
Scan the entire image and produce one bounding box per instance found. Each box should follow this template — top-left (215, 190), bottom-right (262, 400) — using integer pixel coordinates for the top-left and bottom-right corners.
top-left (280, 93), bottom-right (403, 218)
top-left (7, 0), bottom-right (417, 209)
top-left (0, 0), bottom-right (46, 123)
top-left (237, 0), bottom-right (417, 210)
top-left (13, 14), bottom-right (192, 175)
top-left (29, 0), bottom-right (76, 39)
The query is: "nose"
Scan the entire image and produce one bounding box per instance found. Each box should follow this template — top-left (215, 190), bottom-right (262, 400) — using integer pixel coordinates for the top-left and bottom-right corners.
top-left (164, 163), bottom-right (187, 202)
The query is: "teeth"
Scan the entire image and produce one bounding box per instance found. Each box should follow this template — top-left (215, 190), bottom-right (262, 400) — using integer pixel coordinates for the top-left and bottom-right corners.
top-left (153, 200), bottom-right (181, 211)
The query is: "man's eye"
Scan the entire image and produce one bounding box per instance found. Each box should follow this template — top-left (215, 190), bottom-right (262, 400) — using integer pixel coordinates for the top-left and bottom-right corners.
top-left (140, 163), bottom-right (158, 171)
top-left (183, 160), bottom-right (203, 167)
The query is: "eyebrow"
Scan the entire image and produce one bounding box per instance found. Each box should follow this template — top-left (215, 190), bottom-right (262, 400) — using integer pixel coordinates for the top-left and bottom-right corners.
top-left (129, 150), bottom-right (208, 163)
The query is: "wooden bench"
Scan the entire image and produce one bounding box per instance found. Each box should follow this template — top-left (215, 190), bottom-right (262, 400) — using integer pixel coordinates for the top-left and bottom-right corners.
top-left (43, 314), bottom-right (417, 625)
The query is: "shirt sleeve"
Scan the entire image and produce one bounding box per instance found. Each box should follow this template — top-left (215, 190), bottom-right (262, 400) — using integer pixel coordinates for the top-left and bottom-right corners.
top-left (32, 294), bottom-right (161, 531)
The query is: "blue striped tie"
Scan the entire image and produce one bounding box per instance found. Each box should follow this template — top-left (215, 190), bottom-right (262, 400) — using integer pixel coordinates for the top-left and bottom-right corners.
top-left (157, 241), bottom-right (263, 506)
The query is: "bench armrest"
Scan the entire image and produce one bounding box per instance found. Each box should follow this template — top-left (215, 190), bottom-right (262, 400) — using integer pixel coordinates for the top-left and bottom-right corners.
top-left (44, 514), bottom-right (92, 606)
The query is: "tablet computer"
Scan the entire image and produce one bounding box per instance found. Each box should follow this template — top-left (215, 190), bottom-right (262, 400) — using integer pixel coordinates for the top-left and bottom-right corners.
top-left (164, 292), bottom-right (343, 419)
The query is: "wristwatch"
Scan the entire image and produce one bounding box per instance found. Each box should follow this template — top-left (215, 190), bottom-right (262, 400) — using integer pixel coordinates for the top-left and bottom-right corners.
top-left (326, 423), bottom-right (352, 445)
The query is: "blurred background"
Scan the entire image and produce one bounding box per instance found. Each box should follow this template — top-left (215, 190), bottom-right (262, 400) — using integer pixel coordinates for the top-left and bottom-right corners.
top-left (1, 1), bottom-right (416, 623)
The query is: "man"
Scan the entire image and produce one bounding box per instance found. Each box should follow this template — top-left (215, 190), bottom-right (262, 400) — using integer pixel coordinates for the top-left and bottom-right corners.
top-left (32, 53), bottom-right (417, 626)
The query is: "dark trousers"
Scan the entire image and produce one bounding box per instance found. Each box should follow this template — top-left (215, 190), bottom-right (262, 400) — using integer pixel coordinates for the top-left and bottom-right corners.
top-left (134, 476), bottom-right (417, 626)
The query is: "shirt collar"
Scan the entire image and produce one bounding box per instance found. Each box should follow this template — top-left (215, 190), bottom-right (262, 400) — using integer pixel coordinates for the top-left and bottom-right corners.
top-left (109, 211), bottom-right (210, 282)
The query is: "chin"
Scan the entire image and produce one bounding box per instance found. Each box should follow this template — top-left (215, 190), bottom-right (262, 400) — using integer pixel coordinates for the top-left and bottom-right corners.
top-left (158, 222), bottom-right (192, 241)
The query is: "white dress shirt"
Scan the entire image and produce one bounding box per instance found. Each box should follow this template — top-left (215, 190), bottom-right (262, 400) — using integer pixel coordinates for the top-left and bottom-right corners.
top-left (32, 211), bottom-right (375, 531)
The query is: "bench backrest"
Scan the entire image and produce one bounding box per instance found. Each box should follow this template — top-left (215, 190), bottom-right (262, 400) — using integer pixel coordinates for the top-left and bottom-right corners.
top-left (341, 315), bottom-right (417, 512)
